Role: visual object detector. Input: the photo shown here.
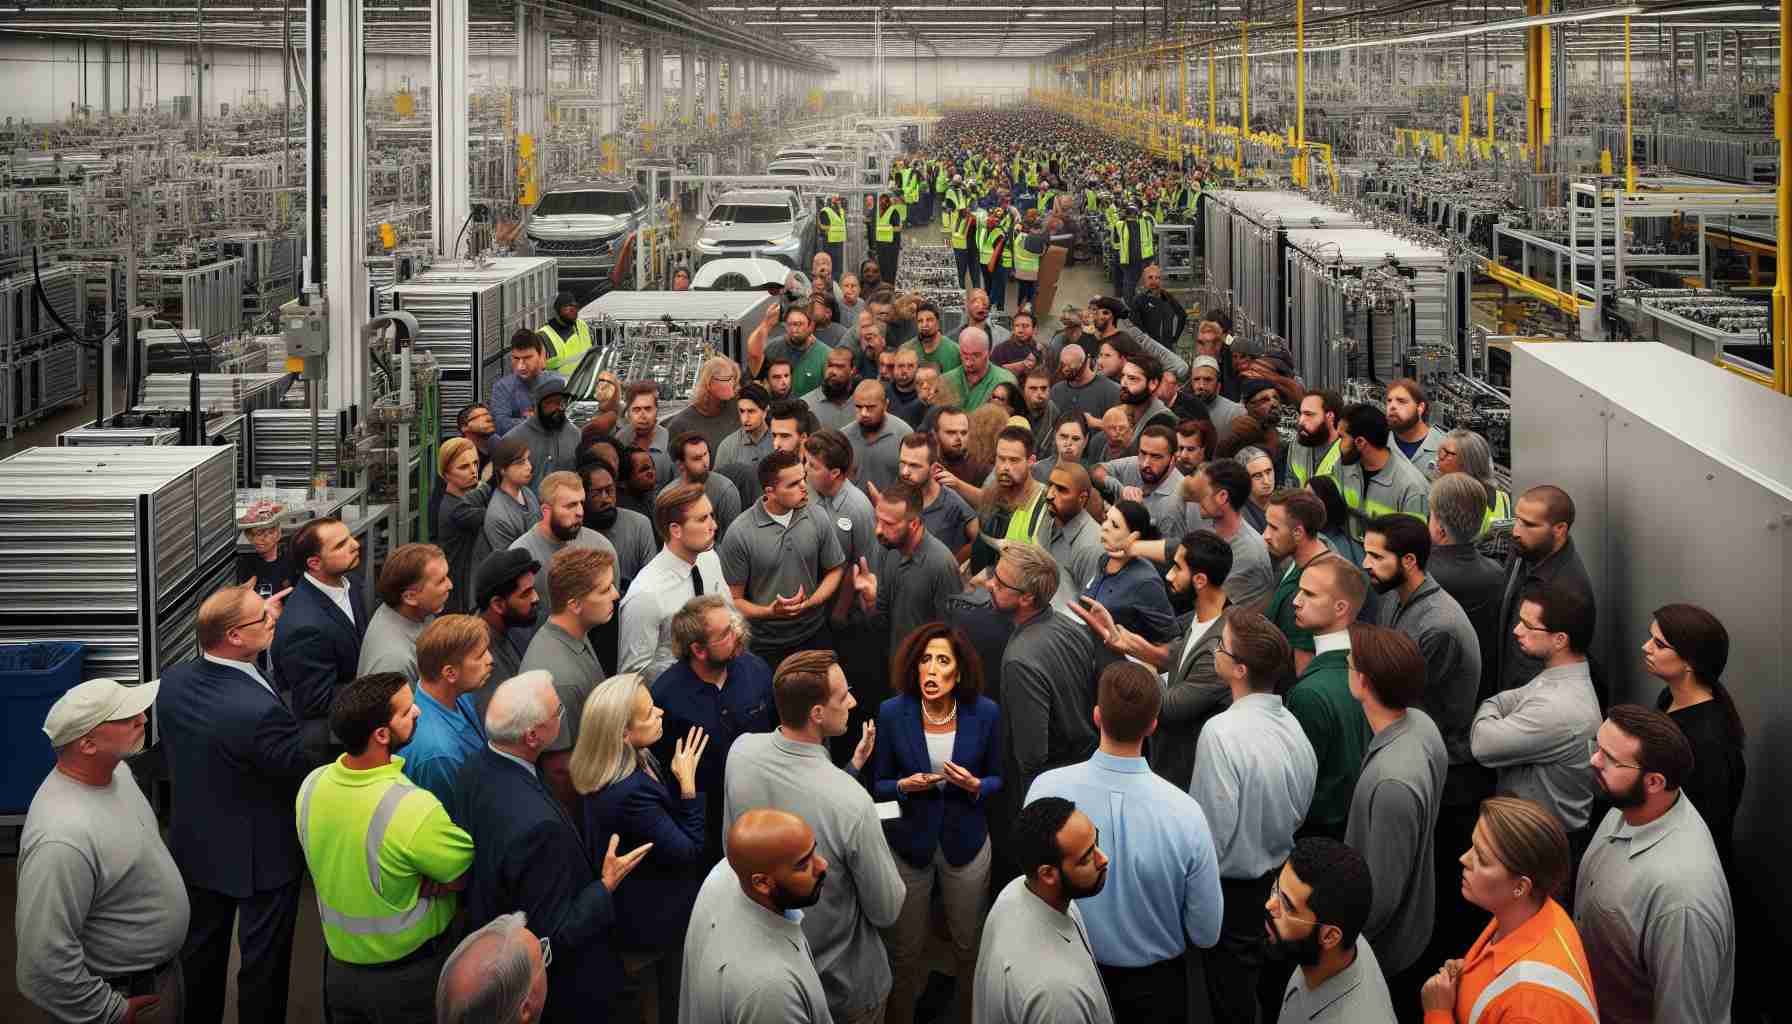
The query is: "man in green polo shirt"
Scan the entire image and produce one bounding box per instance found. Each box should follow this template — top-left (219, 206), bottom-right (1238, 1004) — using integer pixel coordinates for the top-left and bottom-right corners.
top-left (938, 327), bottom-right (1015, 413)
top-left (1262, 488), bottom-right (1336, 672)
top-left (1286, 554), bottom-right (1371, 840)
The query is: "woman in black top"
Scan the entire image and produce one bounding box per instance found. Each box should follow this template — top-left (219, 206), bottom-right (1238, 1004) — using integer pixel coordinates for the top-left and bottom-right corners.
top-left (435, 437), bottom-right (493, 614)
top-left (1643, 603), bottom-right (1746, 866)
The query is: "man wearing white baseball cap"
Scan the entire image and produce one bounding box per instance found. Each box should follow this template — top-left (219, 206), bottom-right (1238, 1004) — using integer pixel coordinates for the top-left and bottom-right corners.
top-left (17, 677), bottom-right (188, 1023)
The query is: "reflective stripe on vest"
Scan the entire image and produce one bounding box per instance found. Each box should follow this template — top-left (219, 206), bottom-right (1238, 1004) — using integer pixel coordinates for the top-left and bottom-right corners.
top-left (876, 207), bottom-right (899, 243)
top-left (1291, 439), bottom-right (1340, 487)
top-left (1139, 215), bottom-right (1157, 259)
top-left (296, 771), bottom-right (440, 937)
top-left (1478, 488), bottom-right (1514, 538)
top-left (538, 320), bottom-right (592, 372)
top-left (1115, 222), bottom-right (1131, 261)
top-left (950, 211), bottom-right (972, 249)
top-left (1467, 959), bottom-right (1598, 1024)
top-left (819, 207), bottom-right (845, 242)
top-left (1014, 239), bottom-right (1040, 274)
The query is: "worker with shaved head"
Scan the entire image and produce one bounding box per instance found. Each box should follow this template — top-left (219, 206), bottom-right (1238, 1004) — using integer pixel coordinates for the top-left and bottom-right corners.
top-left (846, 378), bottom-right (914, 493)
top-left (678, 809), bottom-right (832, 1023)
top-left (1041, 461), bottom-right (1104, 607)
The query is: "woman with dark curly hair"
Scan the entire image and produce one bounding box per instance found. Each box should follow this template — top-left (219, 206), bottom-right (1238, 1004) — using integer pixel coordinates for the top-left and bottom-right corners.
top-left (870, 622), bottom-right (1003, 1024)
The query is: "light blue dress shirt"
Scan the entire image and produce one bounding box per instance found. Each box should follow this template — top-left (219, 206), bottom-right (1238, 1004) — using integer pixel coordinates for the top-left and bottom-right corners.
top-left (1027, 749), bottom-right (1223, 967)
top-left (400, 685), bottom-right (488, 811)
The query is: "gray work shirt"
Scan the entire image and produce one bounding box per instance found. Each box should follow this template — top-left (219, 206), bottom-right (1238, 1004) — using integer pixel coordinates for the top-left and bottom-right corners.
top-left (519, 620), bottom-right (603, 752)
top-left (482, 486), bottom-right (542, 555)
top-left (723, 732), bottom-right (906, 1018)
top-left (922, 486), bottom-right (977, 555)
top-left (718, 500), bottom-right (846, 650)
top-left (1573, 794), bottom-right (1736, 1024)
top-left (846, 416), bottom-right (914, 493)
top-left (664, 402), bottom-right (741, 457)
top-left (357, 604), bottom-right (430, 681)
top-left (973, 876), bottom-right (1114, 1024)
top-left (1042, 510), bottom-right (1105, 609)
top-left (1205, 394), bottom-right (1244, 440)
top-left (870, 531), bottom-right (963, 656)
top-left (1277, 937), bottom-right (1396, 1023)
top-left (810, 482), bottom-right (877, 577)
top-left (1051, 374), bottom-right (1122, 426)
top-left (1096, 457), bottom-right (1187, 540)
top-left (16, 762), bottom-right (190, 1024)
top-left (509, 526), bottom-right (618, 626)
top-left (1189, 692), bottom-right (1316, 880)
top-left (622, 423), bottom-right (675, 491)
top-left (1221, 521), bottom-right (1276, 612)
top-left (996, 609), bottom-right (1099, 824)
top-left (800, 389), bottom-right (858, 433)
top-left (1374, 577), bottom-right (1481, 775)
top-left (1470, 660), bottom-right (1602, 831)
top-left (716, 426), bottom-right (775, 478)
top-left (599, 506), bottom-right (660, 584)
top-left (1342, 709), bottom-right (1447, 975)
top-left (679, 861), bottom-right (833, 1024)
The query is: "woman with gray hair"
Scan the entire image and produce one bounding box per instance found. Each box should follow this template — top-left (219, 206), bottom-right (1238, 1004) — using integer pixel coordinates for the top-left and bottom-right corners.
top-left (572, 674), bottom-right (710, 1024)
top-left (435, 911), bottom-right (548, 1024)
top-left (1437, 429), bottom-right (1511, 535)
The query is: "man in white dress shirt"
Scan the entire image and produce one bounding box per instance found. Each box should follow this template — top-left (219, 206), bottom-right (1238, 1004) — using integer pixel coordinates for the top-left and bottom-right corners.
top-left (617, 482), bottom-right (734, 680)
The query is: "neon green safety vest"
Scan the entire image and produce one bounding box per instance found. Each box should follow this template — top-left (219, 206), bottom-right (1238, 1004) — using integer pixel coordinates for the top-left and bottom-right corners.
top-left (903, 169), bottom-right (922, 204)
top-left (1479, 489), bottom-right (1514, 538)
top-left (1289, 438), bottom-right (1342, 488)
top-left (949, 209), bottom-right (972, 250)
top-left (539, 319), bottom-right (593, 373)
top-left (978, 215), bottom-right (1007, 267)
top-left (876, 205), bottom-right (900, 243)
top-left (1036, 189), bottom-right (1056, 214)
top-left (819, 206), bottom-right (845, 243)
top-left (935, 167), bottom-right (950, 192)
top-left (1014, 236), bottom-right (1040, 275)
top-left (1114, 221), bottom-right (1133, 262)
top-left (296, 759), bottom-right (472, 965)
top-left (1139, 213), bottom-right (1157, 259)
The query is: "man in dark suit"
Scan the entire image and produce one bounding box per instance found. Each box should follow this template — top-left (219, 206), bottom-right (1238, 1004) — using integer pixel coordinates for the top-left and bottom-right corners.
top-left (452, 670), bottom-right (651, 1024)
top-left (273, 515), bottom-right (368, 755)
top-left (155, 581), bottom-right (320, 1024)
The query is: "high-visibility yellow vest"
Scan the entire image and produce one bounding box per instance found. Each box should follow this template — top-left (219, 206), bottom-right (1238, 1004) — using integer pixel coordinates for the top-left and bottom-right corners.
top-left (1139, 213), bottom-right (1157, 259)
top-left (949, 210), bottom-right (972, 250)
top-left (876, 206), bottom-right (900, 243)
top-left (1114, 221), bottom-right (1132, 262)
top-left (819, 206), bottom-right (846, 243)
top-left (935, 167), bottom-right (949, 192)
top-left (538, 318), bottom-right (593, 373)
top-left (1289, 438), bottom-right (1342, 488)
top-left (978, 215), bottom-right (1007, 267)
top-left (902, 169), bottom-right (922, 204)
top-left (1014, 236), bottom-right (1040, 274)
top-left (296, 759), bottom-right (472, 965)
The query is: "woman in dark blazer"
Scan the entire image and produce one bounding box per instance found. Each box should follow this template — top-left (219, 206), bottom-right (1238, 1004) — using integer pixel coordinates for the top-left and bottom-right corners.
top-left (871, 622), bottom-right (1002, 1024)
top-left (435, 437), bottom-right (493, 613)
top-left (573, 673), bottom-right (709, 1024)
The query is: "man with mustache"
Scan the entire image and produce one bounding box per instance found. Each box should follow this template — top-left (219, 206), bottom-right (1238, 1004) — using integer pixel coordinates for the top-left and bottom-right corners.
top-left (802, 346), bottom-right (860, 433)
top-left (723, 652), bottom-right (898, 1024)
top-left (1265, 837), bottom-right (1396, 1021)
top-left (974, 797), bottom-right (1115, 1023)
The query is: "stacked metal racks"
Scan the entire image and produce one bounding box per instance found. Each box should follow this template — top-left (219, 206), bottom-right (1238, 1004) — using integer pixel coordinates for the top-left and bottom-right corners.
top-left (380, 257), bottom-right (557, 439)
top-left (1202, 190), bottom-right (1368, 343)
top-left (0, 445), bottom-right (238, 685)
top-left (137, 257), bottom-right (245, 343)
top-left (247, 407), bottom-right (357, 487)
top-left (0, 262), bottom-right (87, 437)
top-left (218, 233), bottom-right (302, 323)
top-left (565, 291), bottom-right (768, 418)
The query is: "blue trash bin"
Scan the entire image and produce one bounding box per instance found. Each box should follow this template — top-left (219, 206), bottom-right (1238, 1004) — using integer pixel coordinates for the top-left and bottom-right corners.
top-left (1, 642), bottom-right (86, 814)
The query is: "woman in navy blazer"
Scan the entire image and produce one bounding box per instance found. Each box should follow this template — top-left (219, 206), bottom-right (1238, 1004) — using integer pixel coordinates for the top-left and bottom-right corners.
top-left (871, 622), bottom-right (1003, 1024)
top-left (572, 673), bottom-right (709, 1024)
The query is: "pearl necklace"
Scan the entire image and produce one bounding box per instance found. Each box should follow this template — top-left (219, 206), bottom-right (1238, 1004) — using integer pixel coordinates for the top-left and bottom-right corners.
top-left (922, 700), bottom-right (957, 726)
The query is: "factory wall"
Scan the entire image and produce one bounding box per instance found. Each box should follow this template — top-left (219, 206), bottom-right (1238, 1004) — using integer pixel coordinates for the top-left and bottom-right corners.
top-left (828, 58), bottom-right (1040, 107)
top-left (0, 36), bottom-right (520, 123)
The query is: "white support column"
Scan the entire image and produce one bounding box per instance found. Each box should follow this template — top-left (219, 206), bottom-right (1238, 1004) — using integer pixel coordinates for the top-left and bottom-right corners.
top-left (706, 50), bottom-right (721, 128)
top-left (431, 0), bottom-right (468, 257)
top-left (679, 47), bottom-right (695, 124)
top-left (599, 26), bottom-right (621, 136)
top-left (644, 39), bottom-right (664, 127)
top-left (726, 54), bottom-right (740, 123)
top-left (322, 0), bottom-right (368, 408)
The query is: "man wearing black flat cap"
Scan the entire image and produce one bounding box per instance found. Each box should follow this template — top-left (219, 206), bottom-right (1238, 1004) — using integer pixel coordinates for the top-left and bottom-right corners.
top-left (471, 548), bottom-right (542, 716)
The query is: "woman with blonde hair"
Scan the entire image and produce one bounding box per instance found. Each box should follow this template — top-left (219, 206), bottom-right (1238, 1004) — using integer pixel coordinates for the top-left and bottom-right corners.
top-left (573, 673), bottom-right (709, 1024)
top-left (434, 436), bottom-right (493, 612)
top-left (1419, 796), bottom-right (1597, 1024)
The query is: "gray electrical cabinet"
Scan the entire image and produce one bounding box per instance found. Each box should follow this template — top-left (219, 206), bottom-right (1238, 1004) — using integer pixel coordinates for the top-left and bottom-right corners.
top-left (1511, 341), bottom-right (1790, 940)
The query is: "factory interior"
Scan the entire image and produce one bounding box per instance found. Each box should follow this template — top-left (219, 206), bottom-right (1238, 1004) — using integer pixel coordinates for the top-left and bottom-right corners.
top-left (0, 0), bottom-right (1786, 1020)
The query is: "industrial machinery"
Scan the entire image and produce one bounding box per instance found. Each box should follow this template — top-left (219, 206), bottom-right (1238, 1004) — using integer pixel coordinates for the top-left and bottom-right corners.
top-left (564, 290), bottom-right (769, 419)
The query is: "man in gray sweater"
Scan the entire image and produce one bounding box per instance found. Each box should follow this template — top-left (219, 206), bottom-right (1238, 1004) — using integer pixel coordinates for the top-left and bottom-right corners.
top-left (723, 650), bottom-right (899, 1024)
top-left (509, 470), bottom-right (618, 626)
top-left (1342, 623), bottom-right (1447, 1006)
top-left (357, 542), bottom-right (453, 681)
top-left (680, 809), bottom-right (834, 1024)
top-left (18, 679), bottom-right (189, 1024)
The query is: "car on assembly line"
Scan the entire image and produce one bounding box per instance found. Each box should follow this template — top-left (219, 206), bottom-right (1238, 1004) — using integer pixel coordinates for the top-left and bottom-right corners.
top-left (524, 179), bottom-right (651, 299)
top-left (692, 189), bottom-right (816, 271)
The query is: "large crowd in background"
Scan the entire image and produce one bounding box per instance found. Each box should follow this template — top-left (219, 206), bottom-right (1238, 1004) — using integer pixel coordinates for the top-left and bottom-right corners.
top-left (15, 109), bottom-right (1748, 1024)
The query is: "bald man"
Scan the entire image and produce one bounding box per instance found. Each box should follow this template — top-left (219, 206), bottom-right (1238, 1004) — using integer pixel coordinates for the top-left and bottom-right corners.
top-left (435, 911), bottom-right (548, 1024)
top-left (1042, 463), bottom-right (1105, 608)
top-left (1052, 342), bottom-right (1122, 432)
top-left (847, 379), bottom-right (914, 492)
top-left (679, 810), bottom-right (832, 1023)
top-left (940, 326), bottom-right (1016, 412)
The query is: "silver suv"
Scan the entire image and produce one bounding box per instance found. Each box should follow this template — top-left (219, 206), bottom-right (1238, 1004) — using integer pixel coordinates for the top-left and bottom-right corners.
top-left (693, 189), bottom-right (814, 270)
top-left (525, 180), bottom-right (650, 298)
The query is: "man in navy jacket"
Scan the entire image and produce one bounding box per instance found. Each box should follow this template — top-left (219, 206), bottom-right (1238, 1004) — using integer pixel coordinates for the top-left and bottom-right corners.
top-left (453, 671), bottom-right (651, 1024)
top-left (273, 516), bottom-right (368, 754)
top-left (156, 581), bottom-right (321, 1024)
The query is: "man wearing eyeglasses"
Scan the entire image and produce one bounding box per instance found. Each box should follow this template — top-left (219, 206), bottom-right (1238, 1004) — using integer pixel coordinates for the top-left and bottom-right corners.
top-left (156, 581), bottom-right (318, 1024)
top-left (452, 670), bottom-right (652, 1024)
top-left (1470, 582), bottom-right (1603, 848)
top-left (665, 356), bottom-right (744, 455)
top-left (1266, 837), bottom-right (1397, 1023)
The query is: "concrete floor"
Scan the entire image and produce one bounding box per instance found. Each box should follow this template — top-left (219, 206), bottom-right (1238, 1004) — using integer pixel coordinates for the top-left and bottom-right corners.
top-left (0, 225), bottom-right (1120, 1023)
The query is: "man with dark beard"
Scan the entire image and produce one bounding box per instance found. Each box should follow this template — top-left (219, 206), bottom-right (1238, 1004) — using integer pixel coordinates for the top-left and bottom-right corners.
top-left (616, 446), bottom-right (660, 520)
top-left (1179, 355), bottom-right (1243, 439)
top-left (884, 347), bottom-right (926, 427)
top-left (1385, 377), bottom-right (1443, 480)
top-left (1092, 424), bottom-right (1186, 541)
top-left (1117, 352), bottom-right (1177, 452)
top-left (1018, 366), bottom-right (1059, 452)
top-left (471, 550), bottom-right (540, 709)
top-left (508, 470), bottom-right (617, 628)
top-left (933, 406), bottom-right (987, 487)
top-left (505, 375), bottom-right (582, 493)
top-left (580, 458), bottom-right (656, 583)
top-left (1494, 484), bottom-right (1596, 694)
top-left (680, 808), bottom-right (836, 1023)
top-left (1266, 837), bottom-right (1395, 1022)
top-left (1051, 342), bottom-right (1122, 436)
top-left (801, 345), bottom-right (858, 432)
top-left (974, 798), bottom-right (1115, 1024)
top-left (1287, 389), bottom-right (1343, 488)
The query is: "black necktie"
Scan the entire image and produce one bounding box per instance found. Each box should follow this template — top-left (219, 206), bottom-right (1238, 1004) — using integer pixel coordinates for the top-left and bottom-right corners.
top-left (692, 563), bottom-right (704, 597)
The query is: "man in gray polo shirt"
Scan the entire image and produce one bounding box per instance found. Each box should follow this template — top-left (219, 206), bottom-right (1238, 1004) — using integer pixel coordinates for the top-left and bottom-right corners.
top-left (666, 432), bottom-right (744, 538)
top-left (718, 449), bottom-right (847, 669)
top-left (801, 347), bottom-right (859, 433)
top-left (1041, 463), bottom-right (1104, 606)
top-left (723, 651), bottom-right (899, 1024)
top-left (1270, 837), bottom-right (1396, 1023)
top-left (1576, 704), bottom-right (1735, 1024)
top-left (846, 380), bottom-right (913, 493)
top-left (1091, 424), bottom-right (1187, 541)
top-left (851, 480), bottom-right (964, 658)
top-left (508, 470), bottom-right (617, 627)
top-left (519, 546), bottom-right (616, 788)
